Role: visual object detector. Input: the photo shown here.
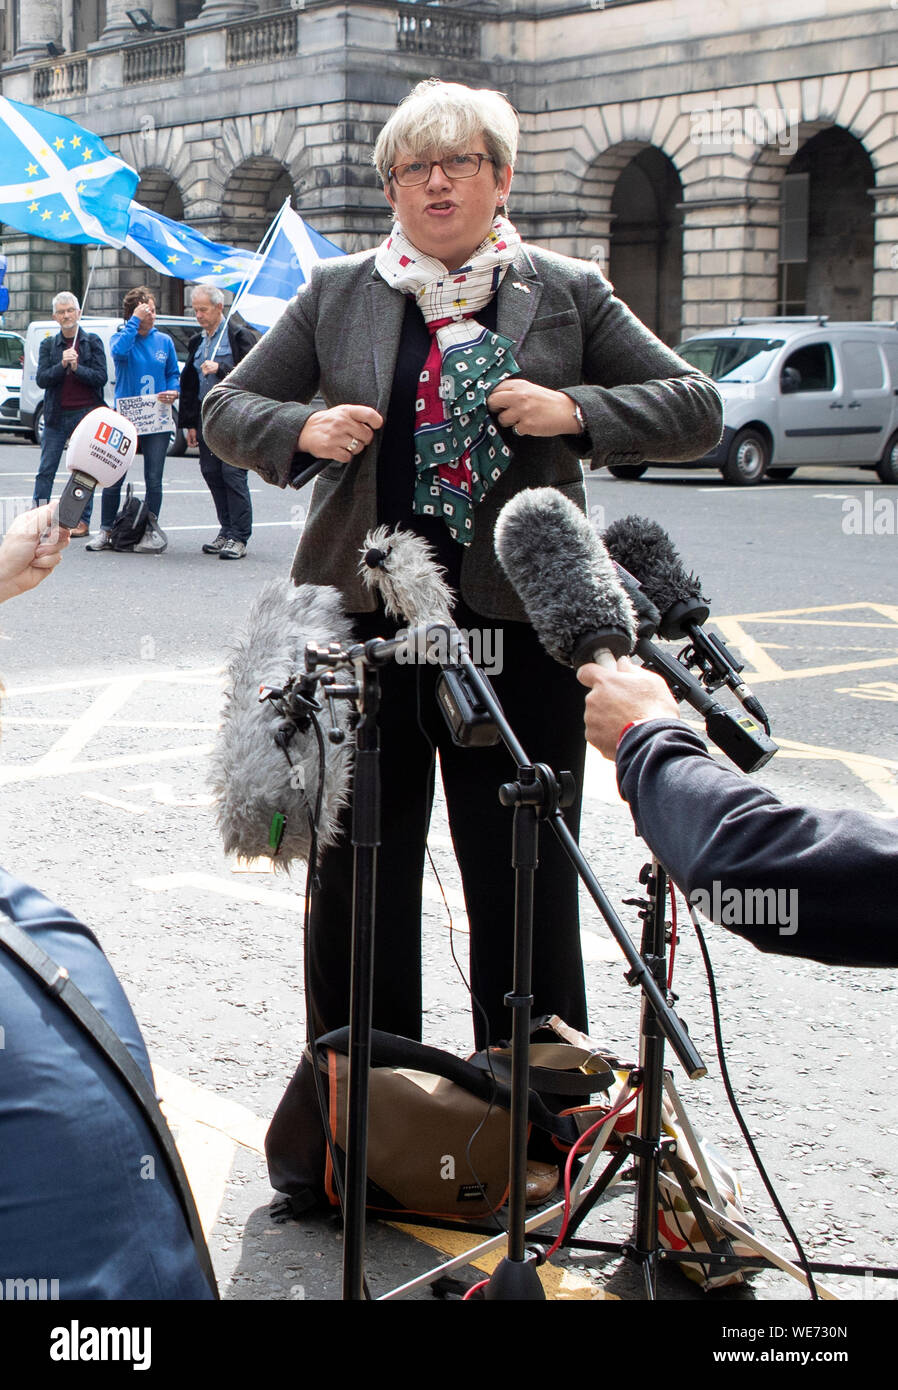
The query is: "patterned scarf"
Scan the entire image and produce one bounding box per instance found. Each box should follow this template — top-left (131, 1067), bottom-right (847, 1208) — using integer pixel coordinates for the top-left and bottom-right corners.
top-left (374, 216), bottom-right (522, 544)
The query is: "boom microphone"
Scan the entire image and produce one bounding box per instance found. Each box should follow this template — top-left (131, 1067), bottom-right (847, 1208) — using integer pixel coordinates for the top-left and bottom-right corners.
top-left (57, 406), bottom-right (138, 528)
top-left (603, 514), bottom-right (769, 730)
top-left (493, 488), bottom-right (636, 668)
top-left (209, 579), bottom-right (355, 868)
top-left (603, 515), bottom-right (708, 640)
top-left (361, 525), bottom-right (456, 627)
top-left (495, 489), bottom-right (776, 773)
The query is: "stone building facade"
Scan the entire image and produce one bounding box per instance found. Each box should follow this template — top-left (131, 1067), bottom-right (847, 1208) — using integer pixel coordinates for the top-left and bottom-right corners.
top-left (0, 0), bottom-right (892, 343)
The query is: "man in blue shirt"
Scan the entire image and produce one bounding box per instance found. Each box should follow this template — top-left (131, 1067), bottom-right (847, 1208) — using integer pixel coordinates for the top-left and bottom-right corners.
top-left (87, 287), bottom-right (179, 554)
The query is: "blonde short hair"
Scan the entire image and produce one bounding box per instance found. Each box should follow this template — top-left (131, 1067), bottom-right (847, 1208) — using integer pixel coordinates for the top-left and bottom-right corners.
top-left (373, 79), bottom-right (519, 185)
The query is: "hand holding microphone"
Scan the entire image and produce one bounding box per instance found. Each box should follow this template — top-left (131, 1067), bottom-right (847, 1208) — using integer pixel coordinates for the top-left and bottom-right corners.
top-left (57, 406), bottom-right (138, 530)
top-left (0, 503), bottom-right (70, 603)
top-left (297, 404), bottom-right (384, 464)
top-left (577, 656), bottom-right (680, 760)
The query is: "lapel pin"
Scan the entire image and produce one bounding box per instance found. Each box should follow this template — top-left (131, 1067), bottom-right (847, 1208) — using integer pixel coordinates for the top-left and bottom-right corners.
top-left (511, 281), bottom-right (531, 293)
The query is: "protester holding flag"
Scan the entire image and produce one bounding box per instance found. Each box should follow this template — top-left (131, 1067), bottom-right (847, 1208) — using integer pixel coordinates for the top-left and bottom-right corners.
top-left (87, 287), bottom-right (179, 554)
top-left (32, 292), bottom-right (107, 537)
top-left (179, 286), bottom-right (258, 560)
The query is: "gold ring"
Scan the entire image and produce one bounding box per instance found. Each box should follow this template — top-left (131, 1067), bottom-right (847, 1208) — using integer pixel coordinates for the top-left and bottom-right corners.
top-left (349, 438), bottom-right (360, 452)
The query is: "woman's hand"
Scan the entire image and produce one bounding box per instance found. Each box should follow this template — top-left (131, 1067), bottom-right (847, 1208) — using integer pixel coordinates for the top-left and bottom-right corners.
top-left (157, 390), bottom-right (179, 405)
top-left (0, 504), bottom-right (70, 604)
top-left (487, 381), bottom-right (584, 437)
top-left (298, 405), bottom-right (384, 462)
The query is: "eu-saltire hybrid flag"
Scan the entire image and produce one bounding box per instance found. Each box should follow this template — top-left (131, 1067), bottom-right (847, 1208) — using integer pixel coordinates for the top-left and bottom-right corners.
top-left (230, 203), bottom-right (344, 331)
top-left (0, 96), bottom-right (138, 246)
top-left (124, 203), bottom-right (260, 290)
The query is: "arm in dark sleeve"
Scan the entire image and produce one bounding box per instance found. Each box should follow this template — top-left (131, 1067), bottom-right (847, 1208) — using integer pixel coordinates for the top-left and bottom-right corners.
top-left (563, 266), bottom-right (723, 471)
top-left (72, 333), bottom-right (107, 394)
top-left (202, 280), bottom-right (323, 488)
top-left (177, 342), bottom-right (200, 430)
top-left (35, 337), bottom-right (64, 389)
top-left (616, 720), bottom-right (898, 967)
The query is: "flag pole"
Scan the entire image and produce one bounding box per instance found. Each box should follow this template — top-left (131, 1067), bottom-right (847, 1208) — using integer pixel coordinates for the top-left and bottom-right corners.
top-left (79, 244), bottom-right (102, 317)
top-left (208, 199), bottom-right (288, 360)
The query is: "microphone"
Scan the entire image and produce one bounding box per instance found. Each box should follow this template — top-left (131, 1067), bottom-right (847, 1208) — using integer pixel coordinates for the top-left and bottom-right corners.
top-left (493, 488), bottom-right (636, 668)
top-left (57, 407), bottom-right (138, 529)
top-left (360, 525), bottom-right (455, 628)
top-left (209, 579), bottom-right (356, 868)
top-left (603, 514), bottom-right (770, 730)
top-left (495, 489), bottom-right (776, 773)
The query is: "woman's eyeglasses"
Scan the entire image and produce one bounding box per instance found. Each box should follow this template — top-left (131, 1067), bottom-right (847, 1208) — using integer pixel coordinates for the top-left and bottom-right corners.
top-left (388, 153), bottom-right (495, 187)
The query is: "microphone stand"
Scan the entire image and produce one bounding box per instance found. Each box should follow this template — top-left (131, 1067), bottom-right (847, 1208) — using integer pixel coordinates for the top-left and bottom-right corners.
top-left (302, 625), bottom-right (706, 1302)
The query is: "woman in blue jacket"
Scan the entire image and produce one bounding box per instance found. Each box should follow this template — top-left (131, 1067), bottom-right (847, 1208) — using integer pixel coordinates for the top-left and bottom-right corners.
top-left (87, 286), bottom-right (180, 553)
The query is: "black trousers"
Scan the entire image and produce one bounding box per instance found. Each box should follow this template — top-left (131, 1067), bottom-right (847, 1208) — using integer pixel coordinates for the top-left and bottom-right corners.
top-left (197, 423), bottom-right (253, 543)
top-left (307, 605), bottom-right (589, 1050)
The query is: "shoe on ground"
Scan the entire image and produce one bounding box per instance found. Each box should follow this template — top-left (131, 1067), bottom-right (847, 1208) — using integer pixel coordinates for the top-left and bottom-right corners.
top-left (202, 532), bottom-right (227, 555)
top-left (525, 1162), bottom-right (559, 1206)
top-left (85, 529), bottom-right (111, 552)
top-left (134, 514), bottom-right (168, 553)
top-left (219, 539), bottom-right (247, 560)
top-left (70, 521), bottom-right (90, 538)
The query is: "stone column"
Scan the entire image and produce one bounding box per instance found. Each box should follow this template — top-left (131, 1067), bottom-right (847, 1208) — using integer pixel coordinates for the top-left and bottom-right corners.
top-left (97, 0), bottom-right (137, 45)
top-left (680, 196), bottom-right (779, 335)
top-left (189, 0), bottom-right (259, 25)
top-left (13, 0), bottom-right (62, 58)
top-left (871, 186), bottom-right (898, 323)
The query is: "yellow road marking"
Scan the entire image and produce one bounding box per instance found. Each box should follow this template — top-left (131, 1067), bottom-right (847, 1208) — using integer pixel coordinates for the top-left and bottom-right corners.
top-left (389, 1222), bottom-right (616, 1300)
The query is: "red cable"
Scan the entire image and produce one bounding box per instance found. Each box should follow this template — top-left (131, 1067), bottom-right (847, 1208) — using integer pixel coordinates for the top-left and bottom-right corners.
top-left (544, 1083), bottom-right (642, 1259)
top-left (667, 879), bottom-right (678, 989)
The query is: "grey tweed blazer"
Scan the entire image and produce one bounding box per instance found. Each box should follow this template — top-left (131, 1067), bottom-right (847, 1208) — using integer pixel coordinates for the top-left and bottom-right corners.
top-left (202, 244), bottom-right (722, 619)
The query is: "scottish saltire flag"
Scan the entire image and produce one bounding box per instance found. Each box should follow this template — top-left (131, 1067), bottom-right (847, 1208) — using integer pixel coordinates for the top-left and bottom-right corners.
top-left (230, 202), bottom-right (344, 331)
top-left (125, 203), bottom-right (260, 290)
top-left (0, 96), bottom-right (138, 246)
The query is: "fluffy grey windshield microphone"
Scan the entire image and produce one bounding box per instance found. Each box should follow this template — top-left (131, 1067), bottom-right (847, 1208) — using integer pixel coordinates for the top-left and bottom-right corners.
top-left (360, 525), bottom-right (456, 627)
top-left (209, 579), bottom-right (355, 870)
top-left (494, 487), bottom-right (637, 668)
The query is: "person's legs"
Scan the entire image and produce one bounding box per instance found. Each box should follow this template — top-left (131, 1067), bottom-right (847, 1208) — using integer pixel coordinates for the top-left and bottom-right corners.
top-left (140, 432), bottom-right (169, 519)
top-left (436, 614), bottom-right (588, 1049)
top-left (198, 434), bottom-right (230, 536)
top-left (220, 463), bottom-right (252, 543)
top-left (306, 616), bottom-right (437, 1043)
top-left (32, 421), bottom-right (68, 506)
top-left (36, 411), bottom-right (95, 525)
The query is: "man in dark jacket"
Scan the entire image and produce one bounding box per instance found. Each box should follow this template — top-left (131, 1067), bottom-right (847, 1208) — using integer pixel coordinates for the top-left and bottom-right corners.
top-left (578, 656), bottom-right (897, 967)
top-left (180, 286), bottom-right (258, 559)
top-left (32, 292), bottom-right (107, 537)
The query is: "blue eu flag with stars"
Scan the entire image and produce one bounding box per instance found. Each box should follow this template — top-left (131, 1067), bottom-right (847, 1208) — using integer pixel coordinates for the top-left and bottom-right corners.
top-left (0, 95), bottom-right (138, 247)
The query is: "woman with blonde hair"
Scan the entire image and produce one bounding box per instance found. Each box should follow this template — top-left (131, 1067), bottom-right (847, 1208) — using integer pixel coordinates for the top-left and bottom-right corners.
top-left (204, 79), bottom-right (721, 1051)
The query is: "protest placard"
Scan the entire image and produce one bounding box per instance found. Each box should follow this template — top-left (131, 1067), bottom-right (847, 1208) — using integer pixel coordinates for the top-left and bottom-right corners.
top-left (116, 396), bottom-right (173, 434)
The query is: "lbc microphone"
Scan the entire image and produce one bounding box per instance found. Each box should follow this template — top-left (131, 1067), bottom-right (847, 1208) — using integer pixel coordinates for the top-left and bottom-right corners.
top-left (57, 407), bottom-right (138, 529)
top-left (209, 579), bottom-right (355, 868)
top-left (493, 487), bottom-right (636, 668)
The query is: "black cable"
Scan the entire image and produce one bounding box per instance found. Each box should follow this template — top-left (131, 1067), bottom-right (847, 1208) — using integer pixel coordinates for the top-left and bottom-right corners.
top-left (686, 903), bottom-right (819, 1300)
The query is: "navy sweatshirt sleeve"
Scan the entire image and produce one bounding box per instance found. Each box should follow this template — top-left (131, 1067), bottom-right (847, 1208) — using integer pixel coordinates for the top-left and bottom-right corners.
top-left (615, 720), bottom-right (898, 967)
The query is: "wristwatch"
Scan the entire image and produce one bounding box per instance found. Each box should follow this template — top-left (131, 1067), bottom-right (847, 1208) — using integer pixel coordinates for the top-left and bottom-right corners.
top-left (571, 402), bottom-right (586, 434)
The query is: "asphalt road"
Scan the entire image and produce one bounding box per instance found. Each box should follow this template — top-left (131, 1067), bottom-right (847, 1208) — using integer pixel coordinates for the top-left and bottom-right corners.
top-left (0, 433), bottom-right (895, 1313)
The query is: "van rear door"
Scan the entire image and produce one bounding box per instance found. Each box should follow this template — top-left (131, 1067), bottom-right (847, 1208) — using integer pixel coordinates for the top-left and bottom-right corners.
top-left (839, 339), bottom-right (893, 464)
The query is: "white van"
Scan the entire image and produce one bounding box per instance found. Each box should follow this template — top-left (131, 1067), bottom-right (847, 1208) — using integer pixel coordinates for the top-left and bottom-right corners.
top-left (20, 314), bottom-right (196, 454)
top-left (618, 318), bottom-right (898, 485)
top-left (0, 330), bottom-right (28, 437)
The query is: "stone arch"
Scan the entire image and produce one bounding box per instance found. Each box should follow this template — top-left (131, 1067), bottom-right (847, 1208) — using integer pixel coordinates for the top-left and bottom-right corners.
top-left (747, 122), bottom-right (875, 319)
top-left (219, 157), bottom-right (295, 246)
